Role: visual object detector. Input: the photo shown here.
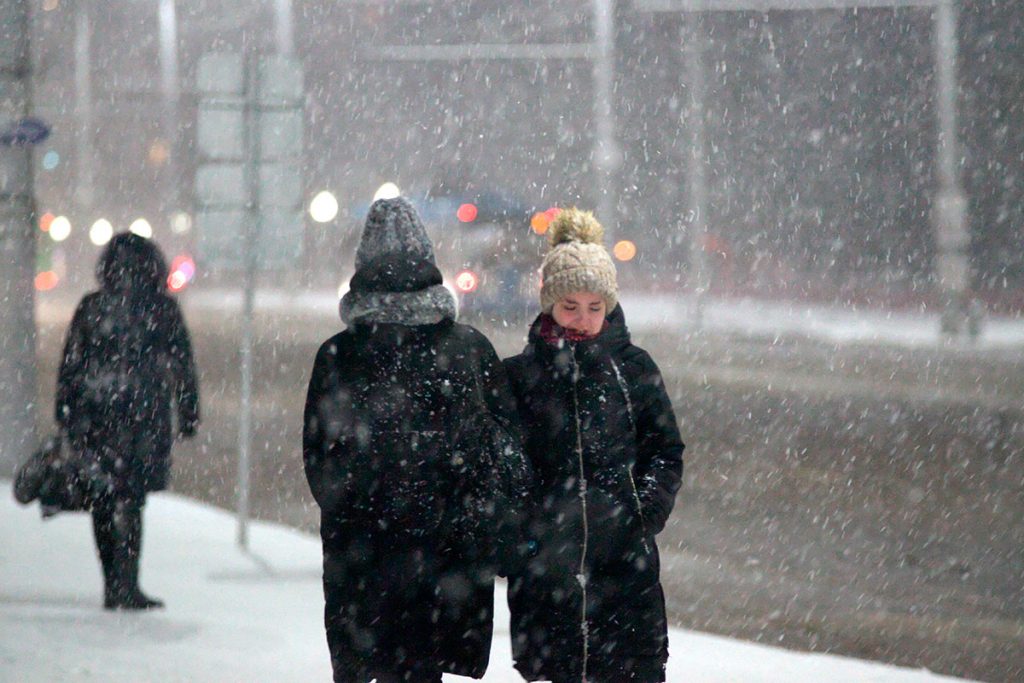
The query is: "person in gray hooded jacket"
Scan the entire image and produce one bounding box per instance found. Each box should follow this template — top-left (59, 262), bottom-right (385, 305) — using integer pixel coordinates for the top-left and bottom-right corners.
top-left (303, 197), bottom-right (530, 683)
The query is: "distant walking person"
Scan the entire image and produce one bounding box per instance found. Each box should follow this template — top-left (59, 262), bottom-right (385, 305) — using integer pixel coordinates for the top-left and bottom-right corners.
top-left (56, 233), bottom-right (199, 610)
top-left (303, 197), bottom-right (530, 683)
top-left (505, 208), bottom-right (684, 683)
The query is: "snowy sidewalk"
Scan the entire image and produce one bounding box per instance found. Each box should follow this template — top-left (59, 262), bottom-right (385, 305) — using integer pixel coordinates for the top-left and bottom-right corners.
top-left (0, 481), bottom-right (975, 683)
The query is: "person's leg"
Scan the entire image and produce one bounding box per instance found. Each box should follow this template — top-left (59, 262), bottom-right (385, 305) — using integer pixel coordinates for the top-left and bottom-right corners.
top-left (91, 500), bottom-right (119, 609)
top-left (96, 495), bottom-right (161, 610)
top-left (117, 496), bottom-right (163, 609)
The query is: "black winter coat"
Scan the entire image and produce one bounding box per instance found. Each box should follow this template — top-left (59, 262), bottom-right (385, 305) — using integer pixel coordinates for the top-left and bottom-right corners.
top-left (303, 319), bottom-right (527, 679)
top-left (56, 235), bottom-right (199, 500)
top-left (504, 306), bottom-right (684, 682)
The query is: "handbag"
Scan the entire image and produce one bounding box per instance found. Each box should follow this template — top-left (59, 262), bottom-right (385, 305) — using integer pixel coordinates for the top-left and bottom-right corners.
top-left (13, 433), bottom-right (112, 516)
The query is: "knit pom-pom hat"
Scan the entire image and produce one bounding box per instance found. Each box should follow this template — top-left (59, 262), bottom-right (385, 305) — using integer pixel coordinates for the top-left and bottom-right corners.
top-left (539, 207), bottom-right (618, 313)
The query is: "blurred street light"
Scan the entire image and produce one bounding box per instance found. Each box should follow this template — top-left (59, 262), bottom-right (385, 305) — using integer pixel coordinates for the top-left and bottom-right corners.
top-left (309, 190), bottom-right (339, 223)
top-left (89, 218), bottom-right (113, 245)
top-left (130, 217), bottom-right (153, 238)
top-left (373, 182), bottom-right (400, 201)
top-left (49, 215), bottom-right (72, 242)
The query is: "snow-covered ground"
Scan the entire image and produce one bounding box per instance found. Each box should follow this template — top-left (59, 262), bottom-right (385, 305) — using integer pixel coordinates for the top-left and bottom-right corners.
top-left (0, 481), bottom-right (975, 682)
top-left (179, 288), bottom-right (1024, 350)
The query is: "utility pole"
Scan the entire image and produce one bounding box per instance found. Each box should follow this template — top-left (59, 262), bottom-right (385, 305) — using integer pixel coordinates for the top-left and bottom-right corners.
top-left (74, 0), bottom-right (93, 214)
top-left (683, 12), bottom-right (709, 328)
top-left (0, 0), bottom-right (38, 474)
top-left (159, 0), bottom-right (180, 214)
top-left (932, 0), bottom-right (975, 339)
top-left (591, 0), bottom-right (621, 238)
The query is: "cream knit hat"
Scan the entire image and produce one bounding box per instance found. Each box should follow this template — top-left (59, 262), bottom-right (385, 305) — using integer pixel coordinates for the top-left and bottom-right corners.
top-left (540, 208), bottom-right (618, 313)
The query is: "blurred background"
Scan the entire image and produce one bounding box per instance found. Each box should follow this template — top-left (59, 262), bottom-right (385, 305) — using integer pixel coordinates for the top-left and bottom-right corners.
top-left (3, 1), bottom-right (1023, 681)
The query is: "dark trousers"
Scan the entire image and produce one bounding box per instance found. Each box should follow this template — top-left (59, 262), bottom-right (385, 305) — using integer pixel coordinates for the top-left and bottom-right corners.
top-left (91, 495), bottom-right (145, 605)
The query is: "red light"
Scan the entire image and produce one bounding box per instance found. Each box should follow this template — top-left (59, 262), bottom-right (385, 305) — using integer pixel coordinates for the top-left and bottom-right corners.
top-left (34, 271), bottom-right (59, 291)
top-left (167, 254), bottom-right (196, 292)
top-left (39, 212), bottom-right (55, 232)
top-left (167, 271), bottom-right (188, 292)
top-left (456, 203), bottom-right (478, 223)
top-left (455, 269), bottom-right (478, 293)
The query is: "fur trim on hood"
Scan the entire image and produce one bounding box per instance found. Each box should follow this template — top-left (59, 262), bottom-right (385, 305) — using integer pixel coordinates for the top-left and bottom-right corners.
top-left (340, 284), bottom-right (456, 326)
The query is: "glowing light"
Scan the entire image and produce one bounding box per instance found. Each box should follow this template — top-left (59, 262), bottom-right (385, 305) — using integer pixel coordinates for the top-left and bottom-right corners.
top-left (49, 215), bottom-right (72, 242)
top-left (39, 212), bottom-right (55, 232)
top-left (129, 218), bottom-right (153, 238)
top-left (167, 271), bottom-right (188, 292)
top-left (42, 151), bottom-right (60, 170)
top-left (170, 212), bottom-right (192, 234)
top-left (455, 269), bottom-right (478, 293)
top-left (170, 255), bottom-right (196, 280)
top-left (167, 255), bottom-right (196, 292)
top-left (613, 240), bottom-right (637, 262)
top-left (148, 139), bottom-right (170, 166)
top-left (373, 182), bottom-right (400, 201)
top-left (309, 191), bottom-right (339, 223)
top-left (35, 271), bottom-right (59, 291)
top-left (531, 212), bottom-right (550, 235)
top-left (89, 219), bottom-right (114, 246)
top-left (456, 203), bottom-right (478, 223)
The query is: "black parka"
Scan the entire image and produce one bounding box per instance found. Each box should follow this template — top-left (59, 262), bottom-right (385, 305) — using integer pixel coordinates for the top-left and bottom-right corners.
top-left (55, 234), bottom-right (199, 499)
top-left (504, 306), bottom-right (684, 682)
top-left (303, 317), bottom-right (526, 680)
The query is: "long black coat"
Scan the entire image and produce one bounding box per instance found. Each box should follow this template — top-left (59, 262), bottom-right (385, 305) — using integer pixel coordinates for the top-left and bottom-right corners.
top-left (303, 318), bottom-right (525, 679)
top-left (504, 306), bottom-right (684, 681)
top-left (56, 234), bottom-right (199, 499)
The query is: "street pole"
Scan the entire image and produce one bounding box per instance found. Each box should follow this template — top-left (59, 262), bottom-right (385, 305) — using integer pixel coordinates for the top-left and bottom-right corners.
top-left (0, 0), bottom-right (38, 474)
top-left (683, 11), bottom-right (709, 329)
top-left (158, 0), bottom-right (180, 214)
top-left (274, 0), bottom-right (294, 56)
top-left (591, 0), bottom-right (620, 239)
top-left (237, 50), bottom-right (260, 550)
top-left (932, 0), bottom-right (974, 338)
top-left (74, 1), bottom-right (93, 216)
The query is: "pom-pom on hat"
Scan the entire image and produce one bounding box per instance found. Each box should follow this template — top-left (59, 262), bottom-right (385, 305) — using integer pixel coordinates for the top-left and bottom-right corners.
top-left (539, 207), bottom-right (618, 313)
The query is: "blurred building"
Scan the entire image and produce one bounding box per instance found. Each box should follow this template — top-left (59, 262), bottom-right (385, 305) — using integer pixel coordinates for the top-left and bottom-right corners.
top-left (27, 0), bottom-right (1024, 307)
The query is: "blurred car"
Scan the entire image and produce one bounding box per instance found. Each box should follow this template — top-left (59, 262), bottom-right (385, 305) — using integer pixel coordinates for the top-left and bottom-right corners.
top-left (418, 190), bottom-right (542, 325)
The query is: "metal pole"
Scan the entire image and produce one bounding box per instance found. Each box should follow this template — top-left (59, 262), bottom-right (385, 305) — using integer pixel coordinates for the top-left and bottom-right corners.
top-left (237, 51), bottom-right (259, 550)
top-left (0, 0), bottom-right (37, 475)
top-left (158, 0), bottom-right (180, 213)
top-left (74, 1), bottom-right (93, 214)
top-left (591, 0), bottom-right (620, 238)
top-left (274, 0), bottom-right (294, 55)
top-left (931, 0), bottom-right (973, 338)
top-left (684, 12), bottom-right (709, 328)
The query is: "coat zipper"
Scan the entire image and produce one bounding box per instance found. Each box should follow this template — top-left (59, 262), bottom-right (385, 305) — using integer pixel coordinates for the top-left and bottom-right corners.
top-left (611, 358), bottom-right (651, 555)
top-left (569, 345), bottom-right (589, 683)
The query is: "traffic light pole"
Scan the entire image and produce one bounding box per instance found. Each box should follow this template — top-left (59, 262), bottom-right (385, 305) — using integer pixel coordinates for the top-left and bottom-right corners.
top-left (0, 0), bottom-right (37, 475)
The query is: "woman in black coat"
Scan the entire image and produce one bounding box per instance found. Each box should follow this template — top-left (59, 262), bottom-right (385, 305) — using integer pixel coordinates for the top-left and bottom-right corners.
top-left (56, 233), bottom-right (199, 609)
top-left (505, 209), bottom-right (684, 683)
top-left (303, 197), bottom-right (530, 683)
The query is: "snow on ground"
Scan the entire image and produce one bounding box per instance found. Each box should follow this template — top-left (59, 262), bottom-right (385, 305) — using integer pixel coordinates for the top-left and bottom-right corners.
top-left (179, 288), bottom-right (1024, 350)
top-left (0, 481), bottom-right (974, 682)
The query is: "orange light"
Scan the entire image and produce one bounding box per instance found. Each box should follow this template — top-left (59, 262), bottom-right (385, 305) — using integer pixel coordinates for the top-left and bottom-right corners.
top-left (613, 240), bottom-right (637, 262)
top-left (34, 271), bottom-right (59, 291)
top-left (531, 212), bottom-right (550, 235)
top-left (455, 269), bottom-right (479, 293)
top-left (456, 203), bottom-right (478, 223)
top-left (39, 212), bottom-right (55, 232)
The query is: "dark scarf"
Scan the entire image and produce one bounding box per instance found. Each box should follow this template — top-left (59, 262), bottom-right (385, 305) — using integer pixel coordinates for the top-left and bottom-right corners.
top-left (538, 313), bottom-right (608, 345)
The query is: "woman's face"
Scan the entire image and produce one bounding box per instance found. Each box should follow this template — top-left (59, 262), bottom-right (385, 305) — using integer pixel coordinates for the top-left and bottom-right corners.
top-left (551, 291), bottom-right (607, 336)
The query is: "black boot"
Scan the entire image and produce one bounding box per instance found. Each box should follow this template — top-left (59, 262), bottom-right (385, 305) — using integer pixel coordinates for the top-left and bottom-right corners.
top-left (94, 498), bottom-right (164, 610)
